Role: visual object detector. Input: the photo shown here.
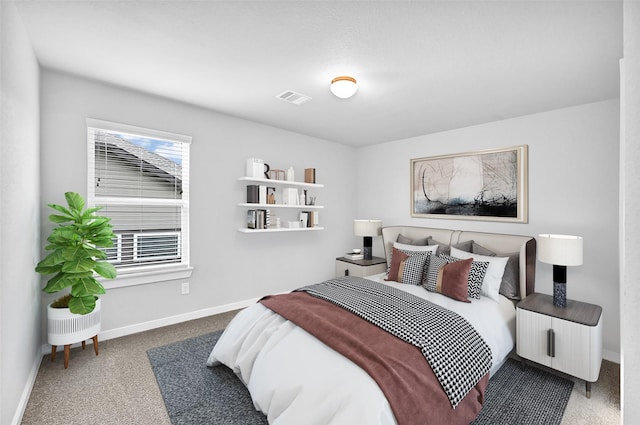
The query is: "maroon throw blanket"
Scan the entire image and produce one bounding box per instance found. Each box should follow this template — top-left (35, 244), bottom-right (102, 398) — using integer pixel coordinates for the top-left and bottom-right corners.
top-left (260, 292), bottom-right (489, 425)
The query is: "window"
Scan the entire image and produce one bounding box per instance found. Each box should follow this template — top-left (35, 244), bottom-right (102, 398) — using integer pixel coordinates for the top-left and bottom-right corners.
top-left (87, 118), bottom-right (192, 287)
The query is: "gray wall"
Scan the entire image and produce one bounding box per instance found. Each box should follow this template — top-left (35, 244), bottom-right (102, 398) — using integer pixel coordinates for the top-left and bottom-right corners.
top-left (39, 69), bottom-right (357, 337)
top-left (0, 3), bottom-right (41, 425)
top-left (355, 100), bottom-right (621, 361)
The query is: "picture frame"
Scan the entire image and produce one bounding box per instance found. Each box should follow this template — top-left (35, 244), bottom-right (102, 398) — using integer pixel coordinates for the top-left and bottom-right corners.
top-left (411, 145), bottom-right (528, 223)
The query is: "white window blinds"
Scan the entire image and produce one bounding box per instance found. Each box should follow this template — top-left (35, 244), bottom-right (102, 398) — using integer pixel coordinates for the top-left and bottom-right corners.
top-left (87, 119), bottom-right (190, 274)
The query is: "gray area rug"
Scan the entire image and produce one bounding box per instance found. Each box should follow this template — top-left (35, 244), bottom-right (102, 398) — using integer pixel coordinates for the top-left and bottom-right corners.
top-left (148, 331), bottom-right (573, 425)
top-left (471, 358), bottom-right (574, 424)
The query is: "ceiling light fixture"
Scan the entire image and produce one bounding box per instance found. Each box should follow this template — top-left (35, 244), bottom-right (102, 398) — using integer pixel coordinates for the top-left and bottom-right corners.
top-left (330, 76), bottom-right (358, 99)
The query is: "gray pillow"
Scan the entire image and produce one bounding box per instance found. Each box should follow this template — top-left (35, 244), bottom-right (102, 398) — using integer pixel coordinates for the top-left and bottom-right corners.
top-left (471, 242), bottom-right (520, 300)
top-left (396, 234), bottom-right (430, 246)
top-left (427, 238), bottom-right (473, 256)
top-left (472, 242), bottom-right (497, 257)
top-left (499, 253), bottom-right (521, 300)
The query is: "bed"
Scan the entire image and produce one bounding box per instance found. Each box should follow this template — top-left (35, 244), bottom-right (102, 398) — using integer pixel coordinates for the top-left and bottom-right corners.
top-left (207, 226), bottom-right (536, 425)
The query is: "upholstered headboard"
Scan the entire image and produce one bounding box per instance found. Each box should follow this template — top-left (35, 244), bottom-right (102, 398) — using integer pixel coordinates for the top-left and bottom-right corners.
top-left (381, 226), bottom-right (536, 299)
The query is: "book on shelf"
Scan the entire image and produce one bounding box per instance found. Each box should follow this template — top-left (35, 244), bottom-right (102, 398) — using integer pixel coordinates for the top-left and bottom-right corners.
top-left (344, 252), bottom-right (364, 260)
top-left (247, 185), bottom-right (275, 205)
top-left (301, 210), bottom-right (319, 227)
top-left (248, 209), bottom-right (270, 229)
top-left (247, 210), bottom-right (257, 229)
top-left (299, 211), bottom-right (309, 228)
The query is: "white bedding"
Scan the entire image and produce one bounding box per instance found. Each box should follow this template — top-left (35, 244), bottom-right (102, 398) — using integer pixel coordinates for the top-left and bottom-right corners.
top-left (207, 274), bottom-right (516, 425)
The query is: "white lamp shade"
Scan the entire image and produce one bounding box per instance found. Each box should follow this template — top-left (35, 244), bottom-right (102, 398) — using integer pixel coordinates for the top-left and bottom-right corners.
top-left (353, 220), bottom-right (382, 237)
top-left (330, 76), bottom-right (358, 99)
top-left (537, 234), bottom-right (583, 266)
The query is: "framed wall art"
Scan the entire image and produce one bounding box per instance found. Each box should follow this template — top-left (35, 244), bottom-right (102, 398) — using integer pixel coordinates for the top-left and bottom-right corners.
top-left (411, 145), bottom-right (528, 223)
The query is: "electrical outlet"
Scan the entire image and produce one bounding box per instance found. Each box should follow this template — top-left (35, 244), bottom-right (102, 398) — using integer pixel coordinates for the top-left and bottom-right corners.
top-left (181, 282), bottom-right (189, 295)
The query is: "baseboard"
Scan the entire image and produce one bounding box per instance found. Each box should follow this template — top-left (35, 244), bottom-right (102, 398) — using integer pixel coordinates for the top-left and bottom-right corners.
top-left (11, 350), bottom-right (43, 425)
top-left (603, 349), bottom-right (620, 364)
top-left (100, 298), bottom-right (258, 341)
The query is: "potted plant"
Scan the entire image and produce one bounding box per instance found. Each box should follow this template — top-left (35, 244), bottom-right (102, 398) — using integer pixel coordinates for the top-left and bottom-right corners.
top-left (35, 191), bottom-right (117, 367)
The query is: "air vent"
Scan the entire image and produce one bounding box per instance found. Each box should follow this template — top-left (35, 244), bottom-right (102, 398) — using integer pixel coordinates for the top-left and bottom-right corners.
top-left (276, 90), bottom-right (312, 105)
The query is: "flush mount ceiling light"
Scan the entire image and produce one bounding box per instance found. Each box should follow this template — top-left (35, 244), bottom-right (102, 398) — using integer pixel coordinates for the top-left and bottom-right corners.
top-left (330, 76), bottom-right (358, 99)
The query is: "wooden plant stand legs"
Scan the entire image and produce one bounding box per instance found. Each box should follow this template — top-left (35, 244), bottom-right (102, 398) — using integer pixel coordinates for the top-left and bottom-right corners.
top-left (50, 335), bottom-right (99, 369)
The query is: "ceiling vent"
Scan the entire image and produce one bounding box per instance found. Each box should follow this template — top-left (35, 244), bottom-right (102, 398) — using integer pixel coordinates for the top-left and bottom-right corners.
top-left (276, 90), bottom-right (312, 105)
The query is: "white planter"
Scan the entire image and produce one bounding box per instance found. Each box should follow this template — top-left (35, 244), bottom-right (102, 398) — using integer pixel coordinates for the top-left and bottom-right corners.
top-left (47, 298), bottom-right (101, 346)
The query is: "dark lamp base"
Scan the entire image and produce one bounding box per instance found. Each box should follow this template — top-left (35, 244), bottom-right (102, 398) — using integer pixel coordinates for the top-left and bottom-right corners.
top-left (553, 281), bottom-right (567, 308)
top-left (363, 236), bottom-right (373, 260)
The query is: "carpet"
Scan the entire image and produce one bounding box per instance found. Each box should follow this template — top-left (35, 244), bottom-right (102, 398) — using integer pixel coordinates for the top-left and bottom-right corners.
top-left (147, 330), bottom-right (267, 425)
top-left (471, 358), bottom-right (574, 424)
top-left (148, 331), bottom-right (573, 425)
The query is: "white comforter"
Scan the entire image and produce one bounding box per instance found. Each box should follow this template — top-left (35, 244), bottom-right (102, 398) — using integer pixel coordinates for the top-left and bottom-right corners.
top-left (207, 275), bottom-right (516, 425)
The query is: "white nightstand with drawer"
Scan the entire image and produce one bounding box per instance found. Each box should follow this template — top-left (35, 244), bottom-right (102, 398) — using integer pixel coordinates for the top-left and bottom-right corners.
top-left (517, 292), bottom-right (603, 398)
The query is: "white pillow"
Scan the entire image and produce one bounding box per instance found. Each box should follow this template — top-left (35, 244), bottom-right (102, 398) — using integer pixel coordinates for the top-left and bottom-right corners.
top-left (393, 242), bottom-right (439, 254)
top-left (450, 247), bottom-right (508, 302)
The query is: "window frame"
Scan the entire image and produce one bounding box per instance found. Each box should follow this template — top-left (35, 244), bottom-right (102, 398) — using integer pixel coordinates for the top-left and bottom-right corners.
top-left (87, 118), bottom-right (193, 288)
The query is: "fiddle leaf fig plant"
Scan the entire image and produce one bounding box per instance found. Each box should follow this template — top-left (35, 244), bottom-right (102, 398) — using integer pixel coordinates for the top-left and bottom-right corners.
top-left (35, 192), bottom-right (117, 315)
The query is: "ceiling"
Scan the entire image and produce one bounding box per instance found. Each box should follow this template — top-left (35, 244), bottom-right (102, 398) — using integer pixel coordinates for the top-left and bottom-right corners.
top-left (14, 1), bottom-right (622, 147)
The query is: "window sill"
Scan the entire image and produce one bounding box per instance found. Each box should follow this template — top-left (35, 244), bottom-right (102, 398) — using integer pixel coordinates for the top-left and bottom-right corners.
top-left (100, 265), bottom-right (194, 289)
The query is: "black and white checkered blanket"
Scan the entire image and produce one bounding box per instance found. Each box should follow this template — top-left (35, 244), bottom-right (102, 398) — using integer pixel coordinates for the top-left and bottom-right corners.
top-left (298, 276), bottom-right (492, 408)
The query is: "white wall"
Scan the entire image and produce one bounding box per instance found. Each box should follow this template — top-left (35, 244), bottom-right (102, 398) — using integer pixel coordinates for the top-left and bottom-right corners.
top-left (621, 1), bottom-right (640, 423)
top-left (39, 70), bottom-right (357, 337)
top-left (355, 100), bottom-right (620, 361)
top-left (0, 3), bottom-right (41, 425)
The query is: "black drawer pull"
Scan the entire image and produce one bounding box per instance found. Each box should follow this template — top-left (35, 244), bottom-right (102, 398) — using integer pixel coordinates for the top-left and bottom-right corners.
top-left (547, 329), bottom-right (555, 357)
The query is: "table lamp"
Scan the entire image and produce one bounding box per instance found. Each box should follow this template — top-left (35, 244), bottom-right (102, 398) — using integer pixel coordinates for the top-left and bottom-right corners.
top-left (537, 234), bottom-right (583, 308)
top-left (353, 220), bottom-right (382, 260)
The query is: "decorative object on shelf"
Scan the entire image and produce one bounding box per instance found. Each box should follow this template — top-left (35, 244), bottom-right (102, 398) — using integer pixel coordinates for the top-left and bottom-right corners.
top-left (287, 166), bottom-right (295, 181)
top-left (537, 234), bottom-right (583, 308)
top-left (247, 185), bottom-right (259, 203)
top-left (411, 145), bottom-right (528, 223)
top-left (305, 168), bottom-right (316, 183)
top-left (353, 219), bottom-right (382, 260)
top-left (268, 169), bottom-right (286, 180)
top-left (267, 187), bottom-right (276, 204)
top-left (271, 212), bottom-right (281, 228)
top-left (283, 188), bottom-right (300, 205)
top-left (245, 158), bottom-right (265, 179)
top-left (330, 76), bottom-right (358, 99)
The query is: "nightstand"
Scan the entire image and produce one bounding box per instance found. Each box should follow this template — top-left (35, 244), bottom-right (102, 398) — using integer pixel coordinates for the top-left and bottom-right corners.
top-left (335, 256), bottom-right (387, 278)
top-left (517, 293), bottom-right (603, 398)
